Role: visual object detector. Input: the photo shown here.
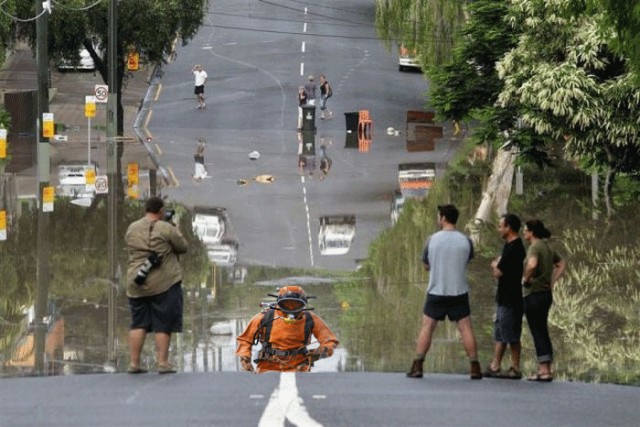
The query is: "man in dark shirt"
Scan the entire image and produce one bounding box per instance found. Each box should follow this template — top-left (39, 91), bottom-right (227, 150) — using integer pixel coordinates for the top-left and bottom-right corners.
top-left (486, 213), bottom-right (526, 379)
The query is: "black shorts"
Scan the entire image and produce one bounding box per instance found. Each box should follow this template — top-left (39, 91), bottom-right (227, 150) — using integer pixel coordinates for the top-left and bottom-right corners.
top-left (129, 282), bottom-right (183, 333)
top-left (423, 293), bottom-right (471, 321)
top-left (194, 85), bottom-right (204, 95)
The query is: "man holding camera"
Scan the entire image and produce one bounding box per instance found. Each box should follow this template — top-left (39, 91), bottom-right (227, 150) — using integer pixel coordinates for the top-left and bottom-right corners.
top-left (125, 197), bottom-right (188, 374)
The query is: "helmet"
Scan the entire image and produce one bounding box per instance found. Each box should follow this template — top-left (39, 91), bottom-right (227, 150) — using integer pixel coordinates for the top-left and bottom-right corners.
top-left (276, 286), bottom-right (307, 315)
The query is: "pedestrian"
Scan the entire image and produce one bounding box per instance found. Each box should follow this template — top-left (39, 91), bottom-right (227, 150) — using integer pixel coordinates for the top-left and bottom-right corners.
top-left (407, 204), bottom-right (483, 380)
top-left (521, 219), bottom-right (566, 382)
top-left (297, 85), bottom-right (307, 131)
top-left (192, 64), bottom-right (208, 109)
top-left (304, 74), bottom-right (316, 106)
top-left (485, 213), bottom-right (526, 379)
top-left (193, 139), bottom-right (208, 182)
top-left (318, 74), bottom-right (333, 120)
top-left (124, 197), bottom-right (188, 374)
top-left (236, 286), bottom-right (339, 373)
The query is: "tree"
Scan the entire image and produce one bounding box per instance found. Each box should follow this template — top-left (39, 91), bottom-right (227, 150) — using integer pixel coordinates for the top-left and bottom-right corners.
top-left (496, 0), bottom-right (640, 217)
top-left (590, 0), bottom-right (640, 73)
top-left (375, 0), bottom-right (469, 69)
top-left (12, 0), bottom-right (208, 135)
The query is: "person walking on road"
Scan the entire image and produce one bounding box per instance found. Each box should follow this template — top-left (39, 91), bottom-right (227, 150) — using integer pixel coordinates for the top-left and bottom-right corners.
top-left (304, 75), bottom-right (317, 106)
top-left (318, 138), bottom-right (333, 180)
top-left (522, 219), bottom-right (566, 382)
top-left (407, 204), bottom-right (483, 380)
top-left (319, 74), bottom-right (333, 120)
top-left (124, 197), bottom-right (188, 374)
top-left (485, 213), bottom-right (526, 379)
top-left (192, 64), bottom-right (208, 109)
top-left (236, 286), bottom-right (339, 373)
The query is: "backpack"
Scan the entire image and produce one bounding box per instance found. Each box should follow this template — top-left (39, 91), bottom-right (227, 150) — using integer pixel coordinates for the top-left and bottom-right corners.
top-left (326, 83), bottom-right (333, 98)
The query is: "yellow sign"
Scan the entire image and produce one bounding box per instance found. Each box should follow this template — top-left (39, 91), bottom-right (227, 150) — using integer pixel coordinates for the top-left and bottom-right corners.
top-left (0, 129), bottom-right (6, 158)
top-left (42, 113), bottom-right (54, 138)
top-left (127, 52), bottom-right (139, 71)
top-left (127, 162), bottom-right (139, 185)
top-left (0, 210), bottom-right (6, 241)
top-left (86, 169), bottom-right (96, 184)
top-left (43, 186), bottom-right (55, 203)
top-left (85, 96), bottom-right (96, 118)
top-left (127, 185), bottom-right (139, 199)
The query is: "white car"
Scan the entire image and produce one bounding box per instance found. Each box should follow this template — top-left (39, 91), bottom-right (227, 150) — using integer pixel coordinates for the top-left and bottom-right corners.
top-left (57, 48), bottom-right (95, 71)
top-left (192, 208), bottom-right (225, 245)
top-left (398, 46), bottom-right (421, 72)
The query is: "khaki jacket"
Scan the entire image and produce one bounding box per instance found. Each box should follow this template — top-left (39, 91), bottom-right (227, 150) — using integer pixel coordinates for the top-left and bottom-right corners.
top-left (125, 217), bottom-right (188, 298)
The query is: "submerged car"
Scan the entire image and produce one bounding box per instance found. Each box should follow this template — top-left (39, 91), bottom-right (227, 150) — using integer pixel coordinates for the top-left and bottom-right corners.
top-left (318, 215), bottom-right (356, 256)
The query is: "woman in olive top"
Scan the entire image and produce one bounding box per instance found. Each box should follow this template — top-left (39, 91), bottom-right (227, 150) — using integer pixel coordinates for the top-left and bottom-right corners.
top-left (522, 219), bottom-right (566, 382)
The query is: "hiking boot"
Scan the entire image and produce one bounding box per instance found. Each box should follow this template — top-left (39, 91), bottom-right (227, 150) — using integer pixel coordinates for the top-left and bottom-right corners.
top-left (406, 358), bottom-right (424, 378)
top-left (470, 361), bottom-right (483, 380)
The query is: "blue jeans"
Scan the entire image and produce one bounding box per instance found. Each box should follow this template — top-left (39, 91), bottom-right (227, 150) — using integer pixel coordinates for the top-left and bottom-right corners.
top-left (524, 290), bottom-right (553, 363)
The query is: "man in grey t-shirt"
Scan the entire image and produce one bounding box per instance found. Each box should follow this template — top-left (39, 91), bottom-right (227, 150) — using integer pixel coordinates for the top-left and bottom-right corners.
top-left (407, 204), bottom-right (483, 380)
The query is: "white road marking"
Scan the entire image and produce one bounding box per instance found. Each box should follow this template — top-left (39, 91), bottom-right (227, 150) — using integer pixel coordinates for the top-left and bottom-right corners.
top-left (300, 62), bottom-right (305, 76)
top-left (303, 22), bottom-right (307, 33)
top-left (301, 41), bottom-right (305, 53)
top-left (258, 373), bottom-right (323, 427)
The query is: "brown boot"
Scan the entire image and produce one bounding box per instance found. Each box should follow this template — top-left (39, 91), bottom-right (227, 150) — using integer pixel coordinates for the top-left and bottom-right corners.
top-left (406, 358), bottom-right (424, 378)
top-left (470, 361), bottom-right (483, 380)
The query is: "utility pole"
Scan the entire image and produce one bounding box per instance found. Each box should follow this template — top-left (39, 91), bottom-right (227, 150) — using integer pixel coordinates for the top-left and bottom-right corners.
top-left (106, 0), bottom-right (119, 366)
top-left (34, 0), bottom-right (51, 375)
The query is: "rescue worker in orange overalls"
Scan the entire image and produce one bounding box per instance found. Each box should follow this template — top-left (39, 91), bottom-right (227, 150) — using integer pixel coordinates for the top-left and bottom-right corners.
top-left (235, 286), bottom-right (339, 373)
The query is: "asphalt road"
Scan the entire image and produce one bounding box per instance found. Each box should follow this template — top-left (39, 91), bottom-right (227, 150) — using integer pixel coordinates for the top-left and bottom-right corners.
top-left (1, 372), bottom-right (638, 427)
top-left (148, 0), bottom-right (458, 270)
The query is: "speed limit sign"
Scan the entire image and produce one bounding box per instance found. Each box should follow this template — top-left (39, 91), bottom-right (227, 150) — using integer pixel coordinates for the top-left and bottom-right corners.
top-left (95, 175), bottom-right (109, 194)
top-left (94, 85), bottom-right (109, 103)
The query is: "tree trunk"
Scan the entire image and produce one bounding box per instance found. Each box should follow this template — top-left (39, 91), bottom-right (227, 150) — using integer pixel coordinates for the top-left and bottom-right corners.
top-left (469, 147), bottom-right (516, 245)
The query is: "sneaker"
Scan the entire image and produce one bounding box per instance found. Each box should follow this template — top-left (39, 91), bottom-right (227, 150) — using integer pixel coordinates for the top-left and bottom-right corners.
top-left (406, 358), bottom-right (424, 378)
top-left (470, 361), bottom-right (483, 380)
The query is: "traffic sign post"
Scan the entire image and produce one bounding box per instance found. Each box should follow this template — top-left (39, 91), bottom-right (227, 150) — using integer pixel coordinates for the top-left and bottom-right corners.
top-left (95, 175), bottom-right (109, 194)
top-left (42, 186), bottom-right (55, 212)
top-left (85, 96), bottom-right (96, 165)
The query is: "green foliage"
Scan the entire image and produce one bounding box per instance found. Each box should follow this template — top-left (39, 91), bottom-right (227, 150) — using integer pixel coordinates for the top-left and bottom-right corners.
top-left (375, 0), bottom-right (470, 68)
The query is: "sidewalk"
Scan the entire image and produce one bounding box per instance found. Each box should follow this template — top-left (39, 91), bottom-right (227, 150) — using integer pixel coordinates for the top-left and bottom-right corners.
top-left (0, 47), bottom-right (155, 196)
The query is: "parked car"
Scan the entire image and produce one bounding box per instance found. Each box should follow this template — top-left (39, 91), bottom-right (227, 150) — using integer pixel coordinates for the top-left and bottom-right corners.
top-left (57, 48), bottom-right (95, 71)
top-left (398, 45), bottom-right (421, 72)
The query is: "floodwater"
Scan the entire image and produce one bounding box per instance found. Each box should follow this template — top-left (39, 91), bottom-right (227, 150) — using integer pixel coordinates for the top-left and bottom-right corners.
top-left (0, 194), bottom-right (638, 386)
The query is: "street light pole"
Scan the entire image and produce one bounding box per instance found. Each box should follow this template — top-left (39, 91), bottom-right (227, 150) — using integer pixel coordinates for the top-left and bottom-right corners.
top-left (34, 0), bottom-right (51, 375)
top-left (106, 0), bottom-right (119, 366)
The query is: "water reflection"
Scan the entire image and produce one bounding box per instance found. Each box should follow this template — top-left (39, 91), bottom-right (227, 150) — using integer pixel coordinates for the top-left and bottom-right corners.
top-left (318, 215), bottom-right (356, 256)
top-left (1, 194), bottom-right (639, 385)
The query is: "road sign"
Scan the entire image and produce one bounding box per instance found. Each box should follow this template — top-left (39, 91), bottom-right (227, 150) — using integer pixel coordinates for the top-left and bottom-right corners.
top-left (127, 52), bottom-right (139, 71)
top-left (128, 162), bottom-right (139, 185)
top-left (95, 85), bottom-right (109, 103)
top-left (0, 129), bottom-right (6, 158)
top-left (85, 96), bottom-right (96, 118)
top-left (95, 175), bottom-right (108, 194)
top-left (42, 186), bottom-right (55, 212)
top-left (0, 210), bottom-right (6, 241)
top-left (42, 113), bottom-right (54, 138)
